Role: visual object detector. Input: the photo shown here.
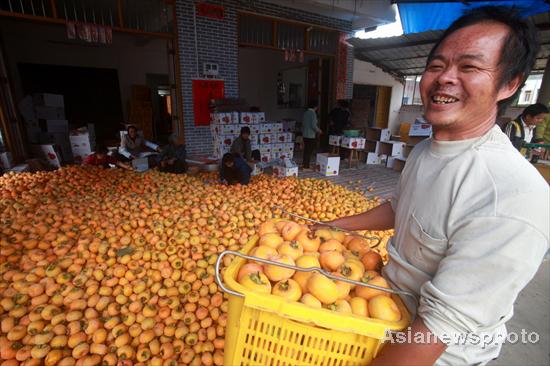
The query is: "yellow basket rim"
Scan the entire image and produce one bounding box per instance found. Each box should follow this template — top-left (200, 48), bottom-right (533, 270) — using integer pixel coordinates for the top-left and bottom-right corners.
top-left (222, 235), bottom-right (411, 339)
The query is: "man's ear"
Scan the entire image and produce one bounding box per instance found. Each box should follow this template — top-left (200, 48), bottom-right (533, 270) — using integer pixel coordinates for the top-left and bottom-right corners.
top-left (497, 75), bottom-right (523, 102)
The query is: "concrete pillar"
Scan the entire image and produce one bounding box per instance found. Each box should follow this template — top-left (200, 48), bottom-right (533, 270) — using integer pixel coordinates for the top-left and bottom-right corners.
top-left (537, 60), bottom-right (550, 105)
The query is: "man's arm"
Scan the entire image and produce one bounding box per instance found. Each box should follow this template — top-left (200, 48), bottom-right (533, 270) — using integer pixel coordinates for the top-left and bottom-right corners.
top-left (314, 201), bottom-right (395, 231)
top-left (370, 318), bottom-right (446, 366)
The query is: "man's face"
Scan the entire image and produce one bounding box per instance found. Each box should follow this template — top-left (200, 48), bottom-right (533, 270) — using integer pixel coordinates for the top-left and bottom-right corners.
top-left (225, 161), bottom-right (234, 168)
top-left (242, 133), bottom-right (250, 141)
top-left (525, 113), bottom-right (547, 126)
top-left (420, 22), bottom-right (518, 134)
top-left (129, 128), bottom-right (137, 138)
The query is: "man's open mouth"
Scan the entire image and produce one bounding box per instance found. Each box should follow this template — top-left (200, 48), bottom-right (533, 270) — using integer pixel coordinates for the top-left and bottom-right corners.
top-left (431, 95), bottom-right (459, 104)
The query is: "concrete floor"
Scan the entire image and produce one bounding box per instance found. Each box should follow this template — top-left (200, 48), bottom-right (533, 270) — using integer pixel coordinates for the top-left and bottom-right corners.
top-left (299, 163), bottom-right (550, 366)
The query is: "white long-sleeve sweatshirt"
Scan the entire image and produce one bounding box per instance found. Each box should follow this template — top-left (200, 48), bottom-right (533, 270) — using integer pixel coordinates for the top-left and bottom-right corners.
top-left (384, 125), bottom-right (549, 365)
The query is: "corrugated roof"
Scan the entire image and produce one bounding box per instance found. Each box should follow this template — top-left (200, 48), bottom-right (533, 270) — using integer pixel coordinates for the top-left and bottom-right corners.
top-left (350, 12), bottom-right (550, 78)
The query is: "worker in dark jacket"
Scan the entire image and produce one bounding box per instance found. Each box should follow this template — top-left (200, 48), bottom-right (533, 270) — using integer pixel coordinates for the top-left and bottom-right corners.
top-left (157, 134), bottom-right (187, 173)
top-left (230, 126), bottom-right (260, 162)
top-left (505, 103), bottom-right (548, 151)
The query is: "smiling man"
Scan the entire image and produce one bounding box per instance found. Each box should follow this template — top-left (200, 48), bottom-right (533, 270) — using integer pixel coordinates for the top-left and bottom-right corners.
top-left (314, 6), bottom-right (549, 365)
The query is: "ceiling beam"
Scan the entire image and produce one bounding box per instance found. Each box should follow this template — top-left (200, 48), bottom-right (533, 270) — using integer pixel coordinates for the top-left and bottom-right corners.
top-left (358, 39), bottom-right (436, 52)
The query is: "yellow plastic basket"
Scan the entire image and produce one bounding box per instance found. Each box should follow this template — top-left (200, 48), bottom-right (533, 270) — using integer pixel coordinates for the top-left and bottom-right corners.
top-left (217, 237), bottom-right (412, 366)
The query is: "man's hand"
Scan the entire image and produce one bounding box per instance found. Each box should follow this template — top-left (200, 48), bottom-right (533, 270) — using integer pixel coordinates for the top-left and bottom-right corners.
top-left (310, 222), bottom-right (332, 232)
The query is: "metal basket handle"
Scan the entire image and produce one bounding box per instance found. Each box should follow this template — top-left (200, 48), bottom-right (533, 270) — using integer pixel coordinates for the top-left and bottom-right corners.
top-left (271, 205), bottom-right (382, 249)
top-left (215, 249), bottom-right (418, 317)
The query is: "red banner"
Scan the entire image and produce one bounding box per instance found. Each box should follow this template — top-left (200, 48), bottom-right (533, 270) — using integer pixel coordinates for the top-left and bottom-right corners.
top-left (197, 3), bottom-right (224, 19)
top-left (192, 79), bottom-right (224, 126)
top-left (336, 33), bottom-right (348, 100)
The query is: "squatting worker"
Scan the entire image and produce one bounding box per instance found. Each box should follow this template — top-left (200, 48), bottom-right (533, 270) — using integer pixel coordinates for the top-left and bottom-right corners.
top-left (314, 7), bottom-right (549, 365)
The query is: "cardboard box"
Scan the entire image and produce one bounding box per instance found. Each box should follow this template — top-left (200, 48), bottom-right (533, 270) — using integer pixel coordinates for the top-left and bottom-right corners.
top-left (276, 133), bottom-right (293, 143)
top-left (259, 134), bottom-right (275, 144)
top-left (31, 144), bottom-right (62, 168)
top-left (379, 141), bottom-right (405, 157)
top-left (281, 120), bottom-right (296, 132)
top-left (260, 152), bottom-right (272, 163)
top-left (387, 156), bottom-right (397, 169)
top-left (250, 125), bottom-right (261, 135)
top-left (132, 157), bottom-right (149, 172)
top-left (365, 140), bottom-right (380, 154)
top-left (240, 112), bottom-right (253, 124)
top-left (0, 152), bottom-right (13, 170)
top-left (251, 163), bottom-right (262, 176)
top-left (222, 124), bottom-right (241, 135)
top-left (366, 152), bottom-right (381, 165)
top-left (409, 123), bottom-right (432, 137)
top-left (341, 137), bottom-right (366, 150)
top-left (33, 93), bottom-right (64, 107)
top-left (260, 123), bottom-right (275, 134)
top-left (329, 135), bottom-right (342, 146)
top-left (271, 123), bottom-right (283, 133)
top-left (42, 119), bottom-right (69, 134)
top-left (35, 106), bottom-right (65, 120)
top-left (273, 166), bottom-right (298, 178)
top-left (282, 143), bottom-right (294, 153)
top-left (251, 141), bottom-right (260, 150)
top-left (316, 153), bottom-right (340, 176)
top-left (26, 126), bottom-right (41, 144)
top-left (278, 150), bottom-right (294, 160)
top-left (7, 164), bottom-right (30, 173)
top-left (366, 127), bottom-right (391, 142)
top-left (232, 112), bottom-right (240, 124)
top-left (50, 132), bottom-right (73, 163)
top-left (259, 145), bottom-right (272, 154)
top-left (251, 112), bottom-right (265, 124)
top-left (393, 157), bottom-right (407, 172)
top-left (272, 143), bottom-right (283, 153)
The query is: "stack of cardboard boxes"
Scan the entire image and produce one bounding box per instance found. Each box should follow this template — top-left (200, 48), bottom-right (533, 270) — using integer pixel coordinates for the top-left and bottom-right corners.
top-left (18, 93), bottom-right (96, 168)
top-left (210, 112), bottom-right (295, 163)
top-left (392, 122), bottom-right (432, 172)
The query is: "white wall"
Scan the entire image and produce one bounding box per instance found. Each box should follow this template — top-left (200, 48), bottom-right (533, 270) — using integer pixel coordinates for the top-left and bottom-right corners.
top-left (1, 19), bottom-right (169, 121)
top-left (353, 59), bottom-right (404, 134)
top-left (239, 47), bottom-right (313, 122)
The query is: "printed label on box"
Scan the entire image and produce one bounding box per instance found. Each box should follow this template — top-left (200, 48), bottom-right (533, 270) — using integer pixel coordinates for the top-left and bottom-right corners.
top-left (341, 137), bottom-right (366, 149)
top-left (259, 134), bottom-right (275, 144)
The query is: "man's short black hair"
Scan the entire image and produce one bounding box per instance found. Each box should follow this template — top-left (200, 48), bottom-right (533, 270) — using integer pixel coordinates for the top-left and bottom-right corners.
top-left (127, 125), bottom-right (137, 133)
top-left (426, 6), bottom-right (539, 115)
top-left (308, 100), bottom-right (319, 109)
top-left (522, 103), bottom-right (549, 118)
top-left (222, 153), bottom-right (234, 165)
top-left (240, 126), bottom-right (251, 135)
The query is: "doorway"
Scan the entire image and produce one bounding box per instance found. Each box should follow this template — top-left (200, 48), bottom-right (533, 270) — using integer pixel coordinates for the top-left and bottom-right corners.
top-left (352, 84), bottom-right (392, 129)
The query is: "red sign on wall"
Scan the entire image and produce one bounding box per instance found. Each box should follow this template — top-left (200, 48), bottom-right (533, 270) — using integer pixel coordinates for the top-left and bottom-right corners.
top-left (197, 3), bottom-right (224, 19)
top-left (192, 79), bottom-right (225, 126)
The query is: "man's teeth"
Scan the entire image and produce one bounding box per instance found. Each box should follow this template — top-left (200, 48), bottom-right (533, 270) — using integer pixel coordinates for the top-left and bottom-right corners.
top-left (432, 95), bottom-right (458, 104)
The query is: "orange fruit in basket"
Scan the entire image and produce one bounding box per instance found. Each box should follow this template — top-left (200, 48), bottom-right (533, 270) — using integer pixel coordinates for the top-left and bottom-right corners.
top-left (293, 255), bottom-right (321, 292)
top-left (239, 271), bottom-right (272, 294)
top-left (319, 239), bottom-right (345, 253)
top-left (307, 273), bottom-right (339, 305)
top-left (355, 275), bottom-right (391, 300)
top-left (272, 279), bottom-right (302, 301)
top-left (319, 250), bottom-right (345, 272)
top-left (361, 251), bottom-right (383, 272)
top-left (368, 295), bottom-right (401, 322)
top-left (250, 245), bottom-right (278, 260)
top-left (300, 294), bottom-right (322, 308)
top-left (315, 229), bottom-right (333, 242)
top-left (295, 229), bottom-right (321, 252)
top-left (237, 263), bottom-right (264, 282)
top-left (277, 241), bottom-right (304, 260)
top-left (275, 220), bottom-right (290, 232)
top-left (347, 237), bottom-right (371, 257)
top-left (333, 276), bottom-right (352, 300)
top-left (350, 297), bottom-right (369, 317)
top-left (281, 222), bottom-right (303, 241)
top-left (259, 233), bottom-right (284, 249)
top-left (258, 220), bottom-right (278, 236)
top-left (330, 231), bottom-right (346, 243)
top-left (327, 299), bottom-right (352, 314)
top-left (264, 255), bottom-right (296, 282)
top-left (337, 260), bottom-right (365, 283)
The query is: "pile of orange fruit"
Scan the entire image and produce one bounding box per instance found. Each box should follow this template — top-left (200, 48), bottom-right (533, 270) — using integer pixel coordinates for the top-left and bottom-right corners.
top-left (0, 166), bottom-right (393, 365)
top-left (237, 219), bottom-right (401, 322)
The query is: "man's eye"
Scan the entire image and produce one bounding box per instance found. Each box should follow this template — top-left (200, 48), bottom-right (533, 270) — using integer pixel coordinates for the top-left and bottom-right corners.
top-left (427, 64), bottom-right (443, 71)
top-left (462, 65), bottom-right (478, 71)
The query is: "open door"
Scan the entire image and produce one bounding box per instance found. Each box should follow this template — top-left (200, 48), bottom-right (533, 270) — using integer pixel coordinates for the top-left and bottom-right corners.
top-left (374, 86), bottom-right (391, 128)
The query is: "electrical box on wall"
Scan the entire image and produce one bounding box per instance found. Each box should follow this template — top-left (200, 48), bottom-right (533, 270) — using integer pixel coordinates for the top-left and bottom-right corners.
top-left (203, 63), bottom-right (219, 77)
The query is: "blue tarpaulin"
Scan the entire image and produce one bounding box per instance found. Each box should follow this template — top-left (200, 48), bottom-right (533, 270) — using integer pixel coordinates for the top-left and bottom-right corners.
top-left (398, 1), bottom-right (550, 34)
